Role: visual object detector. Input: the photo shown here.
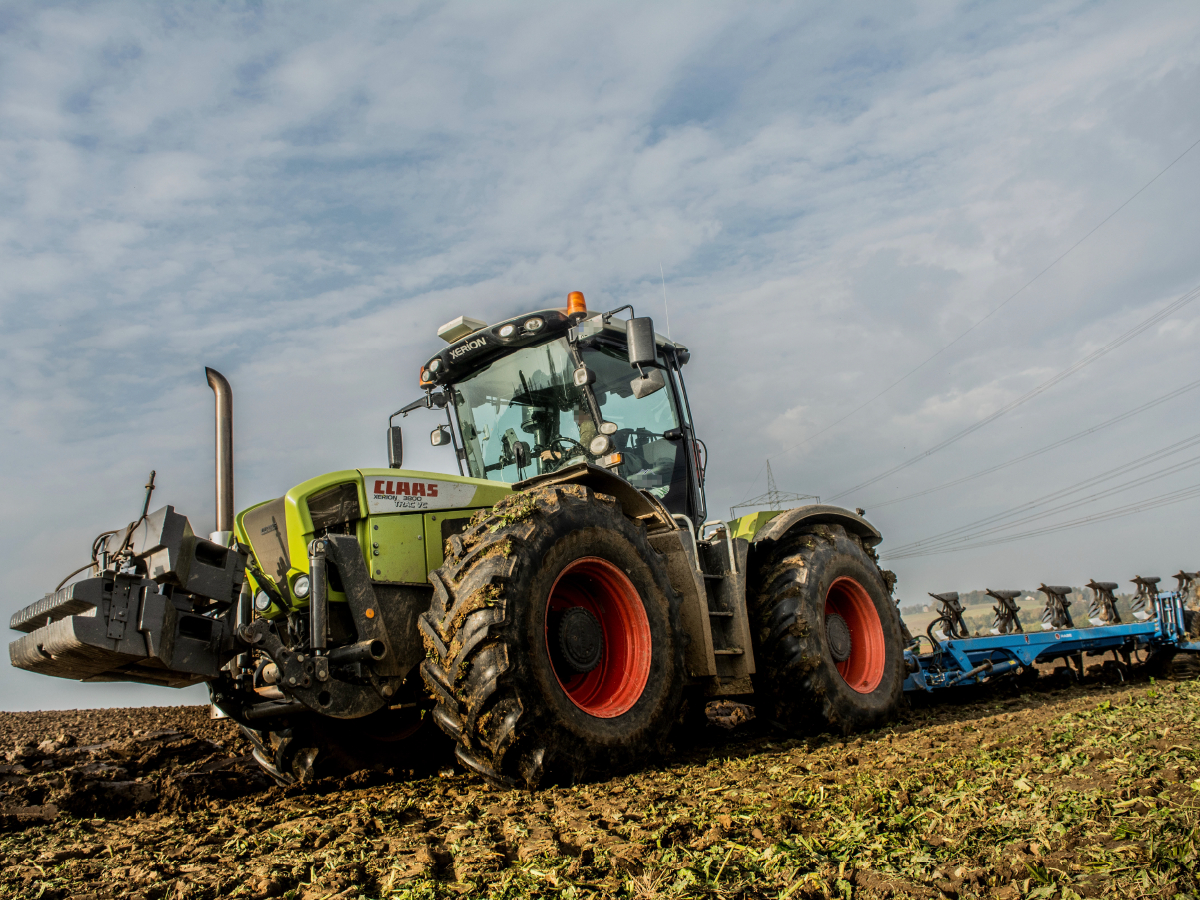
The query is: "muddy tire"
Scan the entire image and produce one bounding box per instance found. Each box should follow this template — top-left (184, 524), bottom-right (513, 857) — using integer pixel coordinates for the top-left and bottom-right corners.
top-left (243, 707), bottom-right (449, 783)
top-left (419, 485), bottom-right (686, 788)
top-left (748, 524), bottom-right (905, 734)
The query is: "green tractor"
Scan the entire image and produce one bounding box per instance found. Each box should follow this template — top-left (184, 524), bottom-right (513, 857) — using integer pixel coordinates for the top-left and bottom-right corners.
top-left (9, 292), bottom-right (907, 788)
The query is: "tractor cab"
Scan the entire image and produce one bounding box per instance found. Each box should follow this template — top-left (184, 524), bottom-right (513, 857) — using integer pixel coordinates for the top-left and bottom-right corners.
top-left (412, 292), bottom-right (707, 523)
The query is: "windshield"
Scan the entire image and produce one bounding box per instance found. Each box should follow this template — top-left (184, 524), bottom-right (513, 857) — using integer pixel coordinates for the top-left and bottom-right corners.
top-left (451, 335), bottom-right (689, 509)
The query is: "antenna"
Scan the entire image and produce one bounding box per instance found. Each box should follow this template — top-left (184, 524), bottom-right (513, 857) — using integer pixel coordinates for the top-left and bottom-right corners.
top-left (729, 460), bottom-right (820, 519)
top-left (660, 263), bottom-right (671, 339)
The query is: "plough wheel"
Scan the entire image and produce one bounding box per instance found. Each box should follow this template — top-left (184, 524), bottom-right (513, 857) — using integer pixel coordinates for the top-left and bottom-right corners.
top-left (419, 485), bottom-right (686, 789)
top-left (749, 524), bottom-right (905, 734)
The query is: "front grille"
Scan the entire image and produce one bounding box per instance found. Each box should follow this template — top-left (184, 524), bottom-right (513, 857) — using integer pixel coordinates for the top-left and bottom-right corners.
top-left (309, 482), bottom-right (361, 531)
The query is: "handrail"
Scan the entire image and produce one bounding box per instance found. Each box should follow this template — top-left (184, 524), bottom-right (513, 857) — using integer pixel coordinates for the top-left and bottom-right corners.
top-left (701, 519), bottom-right (738, 576)
top-left (671, 514), bottom-right (703, 574)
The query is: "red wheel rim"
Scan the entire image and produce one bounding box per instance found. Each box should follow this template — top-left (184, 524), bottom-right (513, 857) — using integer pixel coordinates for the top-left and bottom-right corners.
top-left (545, 557), bottom-right (651, 718)
top-left (825, 576), bottom-right (885, 694)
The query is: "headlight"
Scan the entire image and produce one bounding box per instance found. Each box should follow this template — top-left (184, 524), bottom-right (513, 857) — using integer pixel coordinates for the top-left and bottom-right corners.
top-left (293, 574), bottom-right (311, 599)
top-left (589, 435), bottom-right (611, 456)
top-left (524, 317), bottom-right (544, 333)
top-left (253, 591), bottom-right (272, 612)
top-left (498, 323), bottom-right (517, 338)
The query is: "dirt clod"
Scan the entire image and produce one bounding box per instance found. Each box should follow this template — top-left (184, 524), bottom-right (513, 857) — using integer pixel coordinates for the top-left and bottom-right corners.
top-left (3, 678), bottom-right (1200, 898)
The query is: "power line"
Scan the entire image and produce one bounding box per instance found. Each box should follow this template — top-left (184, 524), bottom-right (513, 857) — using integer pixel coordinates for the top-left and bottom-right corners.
top-left (729, 460), bottom-right (819, 520)
top-left (864, 375), bottom-right (1200, 510)
top-left (827, 282), bottom-right (1200, 502)
top-left (886, 440), bottom-right (1200, 557)
top-left (883, 481), bottom-right (1200, 560)
top-left (733, 130), bottom-right (1200, 507)
top-left (887, 428), bottom-right (1200, 553)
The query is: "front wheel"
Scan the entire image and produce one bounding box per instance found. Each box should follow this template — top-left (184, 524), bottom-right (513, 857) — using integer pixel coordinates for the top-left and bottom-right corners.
top-left (748, 524), bottom-right (905, 734)
top-left (240, 704), bottom-right (449, 784)
top-left (419, 485), bottom-right (686, 788)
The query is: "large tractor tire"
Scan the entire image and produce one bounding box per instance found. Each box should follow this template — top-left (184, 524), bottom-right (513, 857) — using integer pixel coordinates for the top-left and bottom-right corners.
top-left (748, 524), bottom-right (905, 735)
top-left (419, 485), bottom-right (686, 789)
top-left (242, 705), bottom-right (450, 783)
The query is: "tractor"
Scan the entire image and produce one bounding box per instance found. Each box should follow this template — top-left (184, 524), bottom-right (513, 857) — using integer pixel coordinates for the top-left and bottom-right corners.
top-left (9, 291), bottom-right (907, 788)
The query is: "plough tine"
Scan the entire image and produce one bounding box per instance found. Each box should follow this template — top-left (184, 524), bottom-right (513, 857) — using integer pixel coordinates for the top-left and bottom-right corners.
top-left (1084, 580), bottom-right (1121, 626)
top-left (985, 589), bottom-right (1023, 634)
top-left (1130, 576), bottom-right (1160, 622)
top-left (1038, 584), bottom-right (1074, 631)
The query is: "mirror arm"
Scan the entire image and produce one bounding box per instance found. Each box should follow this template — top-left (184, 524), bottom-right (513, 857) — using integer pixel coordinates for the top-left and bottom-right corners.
top-left (392, 389), bottom-right (448, 423)
top-left (600, 304), bottom-right (634, 324)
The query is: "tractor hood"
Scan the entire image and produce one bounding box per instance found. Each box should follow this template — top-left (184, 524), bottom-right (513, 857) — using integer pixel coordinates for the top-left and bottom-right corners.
top-left (235, 468), bottom-right (509, 615)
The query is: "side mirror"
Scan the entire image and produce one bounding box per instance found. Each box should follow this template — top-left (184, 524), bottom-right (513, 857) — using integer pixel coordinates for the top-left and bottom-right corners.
top-left (431, 426), bottom-right (452, 447)
top-left (631, 368), bottom-right (666, 399)
top-left (627, 317), bottom-right (657, 369)
top-left (513, 440), bottom-right (531, 469)
top-left (388, 426), bottom-right (404, 468)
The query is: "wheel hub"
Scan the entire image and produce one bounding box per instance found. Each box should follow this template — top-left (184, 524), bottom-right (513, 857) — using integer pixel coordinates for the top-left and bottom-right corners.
top-left (556, 606), bottom-right (604, 674)
top-left (826, 613), bottom-right (852, 662)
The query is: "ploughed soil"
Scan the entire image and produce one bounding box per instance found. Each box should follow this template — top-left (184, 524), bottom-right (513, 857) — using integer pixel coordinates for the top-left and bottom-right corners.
top-left (2, 676), bottom-right (1198, 899)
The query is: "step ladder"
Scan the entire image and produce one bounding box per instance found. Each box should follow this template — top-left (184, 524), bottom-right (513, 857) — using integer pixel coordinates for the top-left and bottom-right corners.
top-left (651, 515), bottom-right (756, 696)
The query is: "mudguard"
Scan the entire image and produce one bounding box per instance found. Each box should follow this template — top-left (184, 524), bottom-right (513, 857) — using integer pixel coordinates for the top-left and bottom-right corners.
top-left (749, 504), bottom-right (882, 549)
top-left (514, 462), bottom-right (676, 533)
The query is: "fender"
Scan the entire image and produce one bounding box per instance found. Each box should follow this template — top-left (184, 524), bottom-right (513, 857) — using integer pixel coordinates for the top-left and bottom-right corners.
top-left (750, 504), bottom-right (882, 550)
top-left (514, 462), bottom-right (675, 533)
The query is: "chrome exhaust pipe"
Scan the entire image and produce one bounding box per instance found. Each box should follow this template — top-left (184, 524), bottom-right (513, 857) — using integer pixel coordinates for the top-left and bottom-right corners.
top-left (205, 367), bottom-right (234, 543)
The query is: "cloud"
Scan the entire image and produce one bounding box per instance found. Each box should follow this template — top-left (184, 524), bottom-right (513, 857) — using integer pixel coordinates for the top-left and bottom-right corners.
top-left (2, 1), bottom-right (1200, 708)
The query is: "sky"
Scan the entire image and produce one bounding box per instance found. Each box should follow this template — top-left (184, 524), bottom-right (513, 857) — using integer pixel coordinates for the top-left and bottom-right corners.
top-left (2, 1), bottom-right (1199, 710)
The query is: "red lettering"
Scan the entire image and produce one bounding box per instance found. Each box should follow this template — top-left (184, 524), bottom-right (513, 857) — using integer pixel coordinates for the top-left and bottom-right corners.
top-left (397, 481), bottom-right (410, 495)
top-left (385, 480), bottom-right (394, 495)
top-left (413, 483), bottom-right (426, 497)
top-left (427, 483), bottom-right (438, 497)
top-left (374, 479), bottom-right (385, 494)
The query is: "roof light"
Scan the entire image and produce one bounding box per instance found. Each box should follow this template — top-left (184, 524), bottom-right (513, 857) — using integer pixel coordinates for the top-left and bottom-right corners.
top-left (498, 323), bottom-right (516, 338)
top-left (524, 317), bottom-right (544, 332)
top-left (420, 366), bottom-right (434, 387)
top-left (567, 291), bottom-right (587, 321)
top-left (429, 358), bottom-right (442, 373)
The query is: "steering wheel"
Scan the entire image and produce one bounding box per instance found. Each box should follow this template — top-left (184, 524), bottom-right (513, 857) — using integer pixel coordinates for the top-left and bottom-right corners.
top-left (550, 436), bottom-right (588, 458)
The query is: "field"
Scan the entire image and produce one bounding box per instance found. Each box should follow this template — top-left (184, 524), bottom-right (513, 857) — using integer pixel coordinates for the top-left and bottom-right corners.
top-left (1, 675), bottom-right (1198, 900)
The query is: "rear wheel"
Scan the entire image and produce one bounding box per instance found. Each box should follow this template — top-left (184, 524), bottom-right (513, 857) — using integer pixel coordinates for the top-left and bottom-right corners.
top-left (748, 524), bottom-right (905, 734)
top-left (419, 485), bottom-right (686, 788)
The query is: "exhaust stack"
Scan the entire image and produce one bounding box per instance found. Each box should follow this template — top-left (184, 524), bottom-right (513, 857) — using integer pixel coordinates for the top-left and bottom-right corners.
top-left (205, 367), bottom-right (234, 543)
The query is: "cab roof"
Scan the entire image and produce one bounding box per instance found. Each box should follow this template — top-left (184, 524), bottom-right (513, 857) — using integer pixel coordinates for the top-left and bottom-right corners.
top-left (419, 306), bottom-right (687, 388)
